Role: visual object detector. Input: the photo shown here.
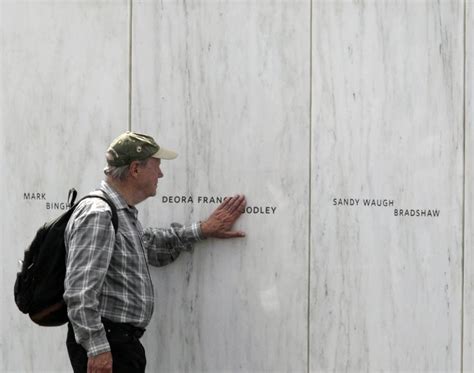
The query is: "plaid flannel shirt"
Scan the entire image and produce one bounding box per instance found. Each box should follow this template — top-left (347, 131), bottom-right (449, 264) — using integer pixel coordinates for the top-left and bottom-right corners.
top-left (64, 181), bottom-right (203, 357)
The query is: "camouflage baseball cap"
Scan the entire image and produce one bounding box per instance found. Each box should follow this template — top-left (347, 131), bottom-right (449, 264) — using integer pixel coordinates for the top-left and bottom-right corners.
top-left (106, 131), bottom-right (178, 166)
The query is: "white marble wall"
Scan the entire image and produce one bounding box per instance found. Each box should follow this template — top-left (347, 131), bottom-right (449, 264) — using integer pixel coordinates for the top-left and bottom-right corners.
top-left (311, 1), bottom-right (465, 371)
top-left (466, 2), bottom-right (474, 371)
top-left (0, 1), bottom-right (129, 372)
top-left (2, 0), bottom-right (474, 372)
top-left (132, 1), bottom-right (310, 371)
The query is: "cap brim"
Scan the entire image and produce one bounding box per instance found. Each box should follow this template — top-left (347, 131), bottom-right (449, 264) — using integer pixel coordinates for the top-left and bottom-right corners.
top-left (151, 147), bottom-right (178, 160)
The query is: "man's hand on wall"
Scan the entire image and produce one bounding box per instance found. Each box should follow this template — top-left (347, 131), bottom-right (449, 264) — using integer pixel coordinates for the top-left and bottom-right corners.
top-left (201, 195), bottom-right (246, 239)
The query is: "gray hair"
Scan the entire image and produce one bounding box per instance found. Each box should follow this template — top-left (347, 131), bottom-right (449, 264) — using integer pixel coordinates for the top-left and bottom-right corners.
top-left (104, 153), bottom-right (149, 181)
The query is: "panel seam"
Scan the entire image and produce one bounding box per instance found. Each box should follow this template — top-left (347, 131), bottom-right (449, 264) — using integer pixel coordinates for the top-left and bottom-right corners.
top-left (461, 0), bottom-right (467, 371)
top-left (128, 0), bottom-right (133, 131)
top-left (307, 0), bottom-right (313, 372)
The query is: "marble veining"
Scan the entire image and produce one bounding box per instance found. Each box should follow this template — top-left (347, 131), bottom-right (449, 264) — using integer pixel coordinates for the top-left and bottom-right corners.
top-left (1, 0), bottom-right (473, 372)
top-left (311, 1), bottom-right (464, 371)
top-left (132, 1), bottom-right (310, 372)
top-left (0, 1), bottom-right (129, 371)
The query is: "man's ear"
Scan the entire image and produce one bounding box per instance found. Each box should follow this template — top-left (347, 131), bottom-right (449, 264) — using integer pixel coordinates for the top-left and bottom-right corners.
top-left (128, 161), bottom-right (140, 178)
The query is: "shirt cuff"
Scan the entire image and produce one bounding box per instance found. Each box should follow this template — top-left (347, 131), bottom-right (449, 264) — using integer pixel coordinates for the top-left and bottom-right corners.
top-left (193, 222), bottom-right (206, 240)
top-left (83, 330), bottom-right (111, 357)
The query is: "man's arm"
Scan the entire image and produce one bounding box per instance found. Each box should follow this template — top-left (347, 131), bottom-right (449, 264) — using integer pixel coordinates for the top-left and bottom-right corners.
top-left (143, 195), bottom-right (246, 267)
top-left (63, 201), bottom-right (115, 358)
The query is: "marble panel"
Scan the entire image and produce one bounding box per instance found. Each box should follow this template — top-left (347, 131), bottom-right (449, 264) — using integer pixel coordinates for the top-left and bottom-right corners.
top-left (132, 1), bottom-right (310, 371)
top-left (465, 1), bottom-right (474, 371)
top-left (0, 1), bottom-right (129, 371)
top-left (311, 1), bottom-right (464, 371)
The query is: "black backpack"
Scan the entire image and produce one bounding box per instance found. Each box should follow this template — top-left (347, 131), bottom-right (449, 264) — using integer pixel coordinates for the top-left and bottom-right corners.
top-left (14, 188), bottom-right (118, 326)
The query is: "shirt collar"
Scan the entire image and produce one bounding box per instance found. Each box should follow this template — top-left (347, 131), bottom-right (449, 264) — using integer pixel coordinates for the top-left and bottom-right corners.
top-left (100, 180), bottom-right (138, 216)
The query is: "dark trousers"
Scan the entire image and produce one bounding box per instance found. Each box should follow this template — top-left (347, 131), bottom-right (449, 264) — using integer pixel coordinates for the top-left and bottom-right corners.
top-left (66, 319), bottom-right (146, 373)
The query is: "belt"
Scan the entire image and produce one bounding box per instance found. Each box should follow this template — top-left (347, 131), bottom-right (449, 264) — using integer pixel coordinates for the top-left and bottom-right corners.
top-left (102, 318), bottom-right (146, 340)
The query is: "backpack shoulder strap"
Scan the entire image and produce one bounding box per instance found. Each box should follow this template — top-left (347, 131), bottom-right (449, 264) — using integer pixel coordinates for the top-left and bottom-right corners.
top-left (67, 188), bottom-right (78, 206)
top-left (76, 193), bottom-right (118, 232)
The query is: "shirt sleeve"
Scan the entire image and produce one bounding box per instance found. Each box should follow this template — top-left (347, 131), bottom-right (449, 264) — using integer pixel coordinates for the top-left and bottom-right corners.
top-left (142, 222), bottom-right (204, 267)
top-left (63, 200), bottom-right (115, 357)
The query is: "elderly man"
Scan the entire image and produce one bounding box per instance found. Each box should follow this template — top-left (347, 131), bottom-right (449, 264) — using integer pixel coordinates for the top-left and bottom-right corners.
top-left (64, 132), bottom-right (246, 373)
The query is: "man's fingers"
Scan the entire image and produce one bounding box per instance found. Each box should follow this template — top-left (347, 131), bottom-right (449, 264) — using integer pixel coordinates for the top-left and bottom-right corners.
top-left (235, 197), bottom-right (246, 215)
top-left (225, 195), bottom-right (240, 212)
top-left (228, 196), bottom-right (246, 218)
top-left (216, 194), bottom-right (246, 213)
top-left (223, 230), bottom-right (246, 238)
top-left (226, 195), bottom-right (246, 213)
top-left (217, 196), bottom-right (232, 211)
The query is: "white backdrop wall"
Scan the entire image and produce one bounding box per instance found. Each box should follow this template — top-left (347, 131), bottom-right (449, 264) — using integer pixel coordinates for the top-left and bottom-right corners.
top-left (132, 1), bottom-right (310, 372)
top-left (0, 1), bottom-right (129, 372)
top-left (0, 1), bottom-right (472, 372)
top-left (311, 1), bottom-right (465, 371)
